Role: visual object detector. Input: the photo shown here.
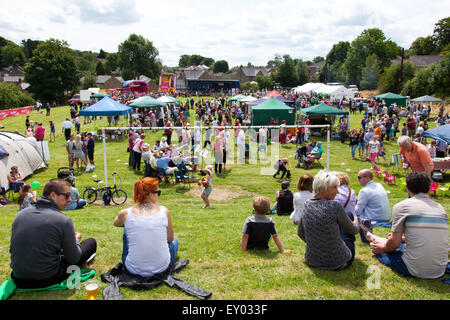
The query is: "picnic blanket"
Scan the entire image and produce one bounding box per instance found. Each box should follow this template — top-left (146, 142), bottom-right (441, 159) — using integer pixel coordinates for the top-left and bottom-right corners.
top-left (0, 269), bottom-right (95, 300)
top-left (100, 259), bottom-right (212, 300)
top-left (374, 221), bottom-right (392, 228)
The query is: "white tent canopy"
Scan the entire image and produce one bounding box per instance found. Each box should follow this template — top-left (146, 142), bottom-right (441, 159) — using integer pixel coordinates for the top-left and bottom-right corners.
top-left (312, 85), bottom-right (355, 100)
top-left (294, 83), bottom-right (324, 95)
top-left (240, 96), bottom-right (258, 102)
top-left (157, 96), bottom-right (176, 104)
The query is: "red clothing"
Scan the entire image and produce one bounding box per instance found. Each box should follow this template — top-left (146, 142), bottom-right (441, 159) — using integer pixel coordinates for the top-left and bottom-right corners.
top-left (35, 126), bottom-right (45, 140)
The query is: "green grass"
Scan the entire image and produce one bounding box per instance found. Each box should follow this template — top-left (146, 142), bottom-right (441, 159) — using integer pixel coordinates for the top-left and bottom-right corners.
top-left (0, 101), bottom-right (449, 300)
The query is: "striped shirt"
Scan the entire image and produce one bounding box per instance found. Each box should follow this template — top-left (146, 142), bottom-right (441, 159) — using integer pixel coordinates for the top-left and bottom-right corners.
top-left (392, 193), bottom-right (448, 279)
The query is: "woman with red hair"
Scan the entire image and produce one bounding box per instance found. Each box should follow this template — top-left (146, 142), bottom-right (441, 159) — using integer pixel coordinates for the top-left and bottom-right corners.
top-left (114, 178), bottom-right (178, 276)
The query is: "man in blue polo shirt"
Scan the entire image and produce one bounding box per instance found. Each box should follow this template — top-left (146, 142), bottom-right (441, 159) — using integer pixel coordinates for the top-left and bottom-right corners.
top-left (155, 151), bottom-right (179, 175)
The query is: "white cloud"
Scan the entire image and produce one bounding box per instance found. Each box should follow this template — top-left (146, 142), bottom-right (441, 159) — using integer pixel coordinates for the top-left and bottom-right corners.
top-left (0, 0), bottom-right (449, 67)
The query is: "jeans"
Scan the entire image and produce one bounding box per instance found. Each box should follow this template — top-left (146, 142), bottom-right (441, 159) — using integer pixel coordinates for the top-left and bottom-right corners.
top-left (338, 211), bottom-right (356, 269)
top-left (373, 243), bottom-right (412, 277)
top-left (76, 199), bottom-right (87, 209)
top-left (122, 230), bottom-right (179, 269)
top-left (351, 144), bottom-right (358, 158)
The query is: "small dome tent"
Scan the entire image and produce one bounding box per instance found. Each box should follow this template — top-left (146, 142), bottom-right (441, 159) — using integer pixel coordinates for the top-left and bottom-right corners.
top-left (0, 132), bottom-right (46, 190)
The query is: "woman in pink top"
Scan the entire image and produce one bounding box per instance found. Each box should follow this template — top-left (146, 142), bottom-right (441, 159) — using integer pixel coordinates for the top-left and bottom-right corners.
top-left (35, 123), bottom-right (45, 141)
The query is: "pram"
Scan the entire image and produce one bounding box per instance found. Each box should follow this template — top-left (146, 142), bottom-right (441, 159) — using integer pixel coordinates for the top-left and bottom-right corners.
top-left (294, 146), bottom-right (313, 169)
top-left (57, 167), bottom-right (76, 186)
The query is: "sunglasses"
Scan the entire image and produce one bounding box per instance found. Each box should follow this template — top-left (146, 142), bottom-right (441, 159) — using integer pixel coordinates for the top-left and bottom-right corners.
top-left (56, 192), bottom-right (71, 199)
top-left (357, 176), bottom-right (366, 180)
top-left (152, 190), bottom-right (162, 196)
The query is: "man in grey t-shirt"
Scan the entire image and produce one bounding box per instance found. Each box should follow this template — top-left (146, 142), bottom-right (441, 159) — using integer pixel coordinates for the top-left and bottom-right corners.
top-left (368, 172), bottom-right (448, 279)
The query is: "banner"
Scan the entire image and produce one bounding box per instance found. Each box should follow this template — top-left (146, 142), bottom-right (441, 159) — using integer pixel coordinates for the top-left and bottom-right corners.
top-left (0, 106), bottom-right (32, 120)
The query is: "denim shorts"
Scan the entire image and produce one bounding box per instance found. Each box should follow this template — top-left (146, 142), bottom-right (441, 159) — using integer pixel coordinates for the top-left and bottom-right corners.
top-left (202, 187), bottom-right (213, 196)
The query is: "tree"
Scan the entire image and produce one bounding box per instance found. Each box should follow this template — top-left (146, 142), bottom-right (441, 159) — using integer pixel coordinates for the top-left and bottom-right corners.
top-left (344, 28), bottom-right (400, 85)
top-left (272, 55), bottom-right (298, 87)
top-left (98, 49), bottom-right (107, 59)
top-left (105, 52), bottom-right (120, 74)
top-left (360, 54), bottom-right (381, 90)
top-left (0, 82), bottom-right (34, 109)
top-left (324, 41), bottom-right (350, 82)
top-left (295, 59), bottom-right (308, 85)
top-left (21, 39), bottom-right (42, 60)
top-left (118, 34), bottom-right (161, 80)
top-left (82, 73), bottom-right (97, 89)
top-left (409, 36), bottom-right (437, 55)
top-left (255, 75), bottom-right (274, 90)
top-left (312, 56), bottom-right (325, 64)
top-left (429, 53), bottom-right (450, 97)
top-left (178, 54), bottom-right (214, 67)
top-left (24, 39), bottom-right (80, 103)
top-left (1, 43), bottom-right (26, 67)
top-left (432, 17), bottom-right (450, 52)
top-left (213, 60), bottom-right (229, 73)
top-left (95, 61), bottom-right (106, 75)
top-left (267, 54), bottom-right (282, 68)
top-left (377, 62), bottom-right (416, 94)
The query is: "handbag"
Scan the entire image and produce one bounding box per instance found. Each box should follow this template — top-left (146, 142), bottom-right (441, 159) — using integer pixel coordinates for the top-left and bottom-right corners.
top-left (343, 187), bottom-right (352, 209)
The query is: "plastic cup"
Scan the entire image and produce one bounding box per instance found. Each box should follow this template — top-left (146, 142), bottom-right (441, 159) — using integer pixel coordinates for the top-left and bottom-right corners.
top-left (86, 282), bottom-right (98, 300)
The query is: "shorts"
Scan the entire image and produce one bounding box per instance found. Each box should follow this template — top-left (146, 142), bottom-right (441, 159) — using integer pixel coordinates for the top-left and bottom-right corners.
top-left (202, 187), bottom-right (213, 196)
top-left (370, 152), bottom-right (378, 162)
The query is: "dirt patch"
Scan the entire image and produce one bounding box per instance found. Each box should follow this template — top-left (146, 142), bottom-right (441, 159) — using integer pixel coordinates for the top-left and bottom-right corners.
top-left (187, 186), bottom-right (255, 201)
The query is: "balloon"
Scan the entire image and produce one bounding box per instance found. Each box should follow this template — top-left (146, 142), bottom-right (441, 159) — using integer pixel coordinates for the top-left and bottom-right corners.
top-left (31, 181), bottom-right (41, 188)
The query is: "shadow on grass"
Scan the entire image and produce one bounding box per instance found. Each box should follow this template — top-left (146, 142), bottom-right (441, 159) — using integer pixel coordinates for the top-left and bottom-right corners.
top-left (307, 259), bottom-right (370, 289)
top-left (10, 288), bottom-right (77, 300)
top-left (245, 249), bottom-right (280, 260)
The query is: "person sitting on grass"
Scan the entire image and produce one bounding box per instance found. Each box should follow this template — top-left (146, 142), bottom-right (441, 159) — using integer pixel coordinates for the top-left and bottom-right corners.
top-left (241, 196), bottom-right (291, 253)
top-left (367, 171), bottom-right (449, 279)
top-left (114, 178), bottom-right (178, 277)
top-left (10, 179), bottom-right (97, 289)
top-left (270, 180), bottom-right (294, 216)
top-left (290, 174), bottom-right (314, 225)
top-left (18, 184), bottom-right (36, 211)
top-left (298, 170), bottom-right (359, 271)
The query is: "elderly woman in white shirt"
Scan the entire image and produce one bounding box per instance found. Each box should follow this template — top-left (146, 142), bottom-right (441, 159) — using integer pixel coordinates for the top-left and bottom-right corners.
top-left (290, 174), bottom-right (314, 225)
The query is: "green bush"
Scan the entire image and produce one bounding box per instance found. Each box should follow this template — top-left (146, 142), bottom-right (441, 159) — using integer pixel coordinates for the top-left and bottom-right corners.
top-left (0, 82), bottom-right (35, 109)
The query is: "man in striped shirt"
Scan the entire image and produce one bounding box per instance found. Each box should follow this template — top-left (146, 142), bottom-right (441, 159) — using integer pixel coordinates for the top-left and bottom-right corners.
top-left (368, 171), bottom-right (448, 279)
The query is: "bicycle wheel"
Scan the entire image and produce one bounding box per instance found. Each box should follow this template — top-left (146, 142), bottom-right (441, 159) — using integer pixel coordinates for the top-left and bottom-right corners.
top-left (111, 189), bottom-right (127, 205)
top-left (83, 188), bottom-right (97, 204)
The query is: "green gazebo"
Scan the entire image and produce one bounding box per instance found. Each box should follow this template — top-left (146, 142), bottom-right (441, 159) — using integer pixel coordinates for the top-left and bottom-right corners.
top-left (251, 97), bottom-right (295, 125)
top-left (374, 92), bottom-right (407, 107)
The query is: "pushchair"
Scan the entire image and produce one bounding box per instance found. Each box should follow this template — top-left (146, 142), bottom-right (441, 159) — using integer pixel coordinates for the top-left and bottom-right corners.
top-left (294, 146), bottom-right (313, 169)
top-left (57, 167), bottom-right (76, 186)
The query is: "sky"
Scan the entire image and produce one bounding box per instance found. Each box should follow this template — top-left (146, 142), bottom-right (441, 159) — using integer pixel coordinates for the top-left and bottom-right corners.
top-left (0, 0), bottom-right (448, 67)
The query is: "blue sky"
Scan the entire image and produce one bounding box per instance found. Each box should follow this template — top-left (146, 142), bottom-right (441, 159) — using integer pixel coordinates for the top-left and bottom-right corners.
top-left (0, 0), bottom-right (448, 67)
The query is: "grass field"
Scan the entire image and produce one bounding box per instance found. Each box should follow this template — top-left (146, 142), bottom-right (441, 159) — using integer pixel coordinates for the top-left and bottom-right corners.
top-left (0, 100), bottom-right (449, 300)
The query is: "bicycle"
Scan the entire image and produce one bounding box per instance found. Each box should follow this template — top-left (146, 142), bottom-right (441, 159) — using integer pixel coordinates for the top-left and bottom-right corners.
top-left (83, 172), bottom-right (127, 205)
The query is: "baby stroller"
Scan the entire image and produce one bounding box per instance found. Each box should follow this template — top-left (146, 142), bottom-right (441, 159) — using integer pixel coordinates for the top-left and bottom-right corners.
top-left (295, 146), bottom-right (313, 169)
top-left (57, 167), bottom-right (76, 186)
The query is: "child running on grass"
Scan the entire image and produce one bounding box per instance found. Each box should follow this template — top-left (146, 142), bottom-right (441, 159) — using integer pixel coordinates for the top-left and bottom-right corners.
top-left (199, 165), bottom-right (213, 208)
top-left (241, 196), bottom-right (291, 253)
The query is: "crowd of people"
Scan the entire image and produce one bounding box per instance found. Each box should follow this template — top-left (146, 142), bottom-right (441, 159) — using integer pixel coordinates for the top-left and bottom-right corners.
top-left (3, 89), bottom-right (449, 295)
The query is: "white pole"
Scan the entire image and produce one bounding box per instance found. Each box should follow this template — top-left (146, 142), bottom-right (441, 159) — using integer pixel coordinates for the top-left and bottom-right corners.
top-left (102, 127), bottom-right (108, 187)
top-left (327, 125), bottom-right (330, 170)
